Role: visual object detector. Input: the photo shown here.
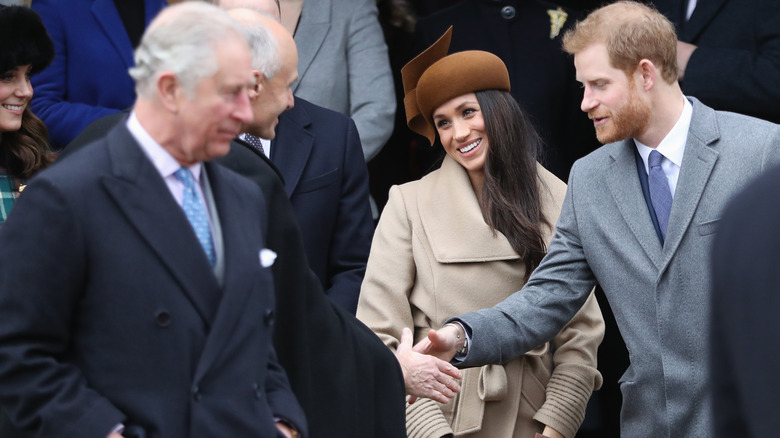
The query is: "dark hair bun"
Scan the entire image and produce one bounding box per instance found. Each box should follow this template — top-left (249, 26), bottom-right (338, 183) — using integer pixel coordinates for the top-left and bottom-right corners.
top-left (0, 6), bottom-right (54, 74)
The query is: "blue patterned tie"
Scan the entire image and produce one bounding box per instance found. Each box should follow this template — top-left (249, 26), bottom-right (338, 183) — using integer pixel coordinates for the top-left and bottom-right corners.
top-left (174, 168), bottom-right (216, 266)
top-left (243, 133), bottom-right (266, 155)
top-left (648, 150), bottom-right (673, 242)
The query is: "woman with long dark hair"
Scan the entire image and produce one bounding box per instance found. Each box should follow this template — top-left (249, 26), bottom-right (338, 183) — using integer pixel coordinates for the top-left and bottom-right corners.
top-left (0, 5), bottom-right (55, 224)
top-left (357, 28), bottom-right (604, 438)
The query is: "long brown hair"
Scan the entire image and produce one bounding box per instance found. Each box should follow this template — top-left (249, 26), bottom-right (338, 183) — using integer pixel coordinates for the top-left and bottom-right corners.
top-left (0, 107), bottom-right (55, 180)
top-left (476, 89), bottom-right (549, 281)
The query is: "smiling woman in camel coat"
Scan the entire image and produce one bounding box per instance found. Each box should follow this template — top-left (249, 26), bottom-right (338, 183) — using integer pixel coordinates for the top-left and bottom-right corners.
top-left (357, 156), bottom-right (604, 438)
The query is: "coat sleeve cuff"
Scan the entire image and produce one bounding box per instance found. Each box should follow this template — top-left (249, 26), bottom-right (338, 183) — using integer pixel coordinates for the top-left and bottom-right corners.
top-left (532, 367), bottom-right (596, 438)
top-left (405, 397), bottom-right (452, 438)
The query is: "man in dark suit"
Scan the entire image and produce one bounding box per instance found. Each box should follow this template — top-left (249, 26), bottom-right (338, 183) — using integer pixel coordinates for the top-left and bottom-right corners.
top-left (650, 0), bottom-right (780, 124)
top-left (227, 3), bottom-right (374, 314)
top-left (0, 4), bottom-right (305, 437)
top-left (710, 163), bottom-right (780, 437)
top-left (50, 7), bottom-right (406, 436)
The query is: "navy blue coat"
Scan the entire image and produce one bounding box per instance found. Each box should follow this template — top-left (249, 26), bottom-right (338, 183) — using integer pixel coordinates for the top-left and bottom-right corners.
top-left (0, 124), bottom-right (305, 438)
top-left (269, 97), bottom-right (374, 314)
top-left (711, 163), bottom-right (780, 437)
top-left (652, 0), bottom-right (780, 124)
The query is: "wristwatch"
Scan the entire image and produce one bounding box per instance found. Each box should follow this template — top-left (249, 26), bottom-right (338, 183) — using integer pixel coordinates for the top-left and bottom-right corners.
top-left (458, 331), bottom-right (469, 356)
top-left (445, 322), bottom-right (469, 356)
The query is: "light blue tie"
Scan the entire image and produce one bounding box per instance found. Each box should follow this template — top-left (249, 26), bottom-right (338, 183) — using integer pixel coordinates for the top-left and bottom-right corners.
top-left (648, 150), bottom-right (673, 243)
top-left (175, 168), bottom-right (216, 266)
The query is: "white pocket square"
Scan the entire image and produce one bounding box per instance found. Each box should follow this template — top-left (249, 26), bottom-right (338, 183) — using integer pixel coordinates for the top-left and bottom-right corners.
top-left (259, 248), bottom-right (277, 268)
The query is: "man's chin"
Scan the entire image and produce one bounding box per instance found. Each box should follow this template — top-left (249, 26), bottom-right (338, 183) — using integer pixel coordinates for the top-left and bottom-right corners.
top-left (203, 141), bottom-right (233, 161)
top-left (595, 128), bottom-right (617, 144)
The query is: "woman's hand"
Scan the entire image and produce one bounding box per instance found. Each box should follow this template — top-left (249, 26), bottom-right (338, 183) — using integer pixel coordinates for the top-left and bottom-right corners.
top-left (396, 327), bottom-right (462, 404)
top-left (540, 425), bottom-right (565, 438)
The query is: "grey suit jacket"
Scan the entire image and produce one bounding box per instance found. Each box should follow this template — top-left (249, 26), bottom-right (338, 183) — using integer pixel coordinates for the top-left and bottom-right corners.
top-left (453, 98), bottom-right (780, 437)
top-left (292, 0), bottom-right (395, 161)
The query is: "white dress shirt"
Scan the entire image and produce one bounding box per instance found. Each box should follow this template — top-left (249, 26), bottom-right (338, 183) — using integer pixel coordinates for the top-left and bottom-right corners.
top-left (635, 98), bottom-right (693, 197)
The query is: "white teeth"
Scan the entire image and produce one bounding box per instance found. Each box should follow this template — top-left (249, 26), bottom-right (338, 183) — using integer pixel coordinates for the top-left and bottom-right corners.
top-left (458, 139), bottom-right (480, 154)
top-left (2, 104), bottom-right (23, 111)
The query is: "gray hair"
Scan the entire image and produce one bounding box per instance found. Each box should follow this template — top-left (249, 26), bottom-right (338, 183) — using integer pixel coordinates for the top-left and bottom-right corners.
top-left (129, 2), bottom-right (247, 98)
top-left (226, 8), bottom-right (282, 79)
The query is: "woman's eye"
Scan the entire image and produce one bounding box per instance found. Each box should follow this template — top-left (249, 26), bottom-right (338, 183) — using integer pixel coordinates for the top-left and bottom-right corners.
top-left (463, 108), bottom-right (476, 117)
top-left (436, 120), bottom-right (450, 128)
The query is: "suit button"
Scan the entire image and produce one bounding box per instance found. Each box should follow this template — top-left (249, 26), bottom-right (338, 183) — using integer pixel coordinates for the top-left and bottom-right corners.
top-left (264, 309), bottom-right (275, 326)
top-left (254, 383), bottom-right (263, 399)
top-left (192, 386), bottom-right (201, 402)
top-left (501, 5), bottom-right (516, 19)
top-left (156, 311), bottom-right (171, 327)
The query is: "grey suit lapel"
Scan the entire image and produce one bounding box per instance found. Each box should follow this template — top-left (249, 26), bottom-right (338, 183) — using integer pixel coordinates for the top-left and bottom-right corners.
top-left (91, 0), bottom-right (135, 68)
top-left (101, 124), bottom-right (221, 326)
top-left (292, 0), bottom-right (330, 93)
top-left (660, 99), bottom-right (720, 269)
top-left (271, 100), bottom-right (314, 196)
top-left (606, 140), bottom-right (665, 268)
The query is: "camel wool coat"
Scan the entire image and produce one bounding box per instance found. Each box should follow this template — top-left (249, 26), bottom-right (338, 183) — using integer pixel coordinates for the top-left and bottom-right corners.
top-left (357, 156), bottom-right (604, 438)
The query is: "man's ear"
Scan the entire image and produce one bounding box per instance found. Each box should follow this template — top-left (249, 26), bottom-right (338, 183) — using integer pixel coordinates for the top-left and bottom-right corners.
top-left (249, 70), bottom-right (264, 99)
top-left (637, 59), bottom-right (656, 91)
top-left (157, 71), bottom-right (181, 112)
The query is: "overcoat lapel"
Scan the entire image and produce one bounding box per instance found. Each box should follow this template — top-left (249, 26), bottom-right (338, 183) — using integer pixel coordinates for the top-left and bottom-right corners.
top-left (292, 0), bottom-right (330, 93)
top-left (91, 0), bottom-right (135, 69)
top-left (419, 157), bottom-right (518, 262)
top-left (681, 0), bottom-right (728, 41)
top-left (101, 124), bottom-right (221, 326)
top-left (270, 101), bottom-right (314, 196)
top-left (194, 163), bottom-right (260, 382)
top-left (660, 100), bottom-right (720, 271)
top-left (606, 140), bottom-right (665, 269)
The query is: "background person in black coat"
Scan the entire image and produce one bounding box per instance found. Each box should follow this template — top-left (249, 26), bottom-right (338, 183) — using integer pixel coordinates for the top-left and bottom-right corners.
top-left (650, 0), bottom-right (780, 124)
top-left (710, 163), bottom-right (780, 437)
top-left (412, 0), bottom-right (600, 182)
top-left (223, 2), bottom-right (374, 314)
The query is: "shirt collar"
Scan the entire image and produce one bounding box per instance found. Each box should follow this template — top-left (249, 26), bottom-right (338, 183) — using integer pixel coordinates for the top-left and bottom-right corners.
top-left (126, 111), bottom-right (202, 182)
top-left (634, 97), bottom-right (692, 169)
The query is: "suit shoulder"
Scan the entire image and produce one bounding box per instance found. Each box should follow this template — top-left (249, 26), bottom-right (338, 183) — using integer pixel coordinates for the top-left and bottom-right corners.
top-left (571, 142), bottom-right (617, 170)
top-left (210, 161), bottom-right (266, 198)
top-left (43, 139), bottom-right (111, 187)
top-left (293, 97), bottom-right (352, 124)
top-left (715, 109), bottom-right (779, 135)
top-left (709, 110), bottom-right (780, 162)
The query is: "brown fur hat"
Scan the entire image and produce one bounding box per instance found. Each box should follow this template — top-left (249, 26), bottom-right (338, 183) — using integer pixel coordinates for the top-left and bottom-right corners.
top-left (401, 27), bottom-right (510, 145)
top-left (0, 5), bottom-right (54, 74)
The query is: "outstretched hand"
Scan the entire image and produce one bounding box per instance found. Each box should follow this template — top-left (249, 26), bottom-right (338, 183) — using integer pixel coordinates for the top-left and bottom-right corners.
top-left (396, 327), bottom-right (462, 404)
top-left (412, 324), bottom-right (463, 363)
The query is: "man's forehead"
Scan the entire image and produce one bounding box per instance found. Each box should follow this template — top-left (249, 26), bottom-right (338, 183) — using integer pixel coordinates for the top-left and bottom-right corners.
top-left (574, 45), bottom-right (619, 79)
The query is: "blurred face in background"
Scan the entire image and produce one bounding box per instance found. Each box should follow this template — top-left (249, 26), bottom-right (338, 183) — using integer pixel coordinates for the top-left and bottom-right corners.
top-left (0, 65), bottom-right (33, 135)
